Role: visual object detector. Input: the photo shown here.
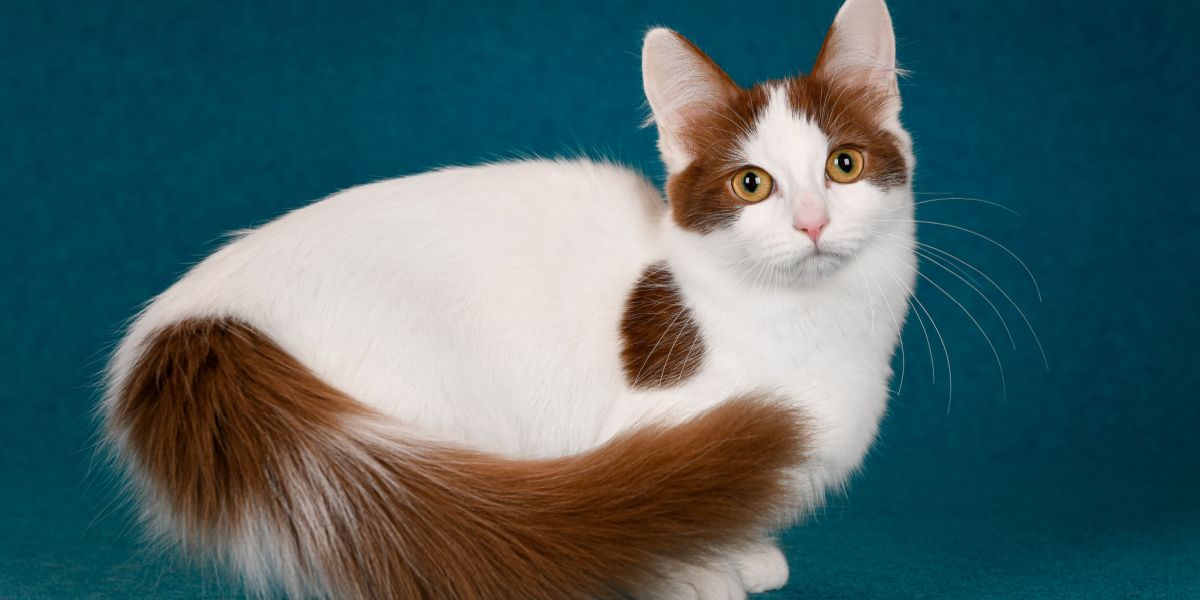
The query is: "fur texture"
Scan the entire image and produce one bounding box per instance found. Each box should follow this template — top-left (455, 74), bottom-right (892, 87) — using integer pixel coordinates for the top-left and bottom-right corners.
top-left (113, 318), bottom-right (807, 599)
top-left (103, 0), bottom-right (917, 597)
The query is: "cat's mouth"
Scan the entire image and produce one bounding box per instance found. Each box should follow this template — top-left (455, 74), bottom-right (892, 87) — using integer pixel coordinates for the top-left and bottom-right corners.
top-left (798, 250), bottom-right (848, 275)
top-left (794, 238), bottom-right (867, 277)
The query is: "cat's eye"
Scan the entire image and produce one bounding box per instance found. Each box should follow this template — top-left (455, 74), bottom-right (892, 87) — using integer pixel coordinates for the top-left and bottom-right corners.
top-left (825, 147), bottom-right (865, 184)
top-left (731, 167), bottom-right (774, 203)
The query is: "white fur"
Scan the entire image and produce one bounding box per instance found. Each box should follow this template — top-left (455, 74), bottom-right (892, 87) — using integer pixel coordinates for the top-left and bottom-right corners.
top-left (107, 0), bottom-right (914, 596)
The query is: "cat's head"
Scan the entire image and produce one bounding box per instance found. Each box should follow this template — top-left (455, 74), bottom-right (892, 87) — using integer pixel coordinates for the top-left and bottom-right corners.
top-left (644, 0), bottom-right (913, 286)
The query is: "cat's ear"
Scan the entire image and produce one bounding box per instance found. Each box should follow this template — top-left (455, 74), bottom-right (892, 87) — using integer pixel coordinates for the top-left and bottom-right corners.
top-left (812, 0), bottom-right (901, 114)
top-left (642, 28), bottom-right (739, 173)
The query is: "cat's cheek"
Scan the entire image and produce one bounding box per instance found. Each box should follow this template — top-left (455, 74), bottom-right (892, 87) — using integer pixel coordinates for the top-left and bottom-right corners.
top-left (825, 183), bottom-right (892, 241)
top-left (728, 198), bottom-right (795, 251)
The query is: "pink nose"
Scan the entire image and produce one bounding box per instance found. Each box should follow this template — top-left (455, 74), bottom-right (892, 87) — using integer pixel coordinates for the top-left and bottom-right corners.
top-left (794, 215), bottom-right (829, 244)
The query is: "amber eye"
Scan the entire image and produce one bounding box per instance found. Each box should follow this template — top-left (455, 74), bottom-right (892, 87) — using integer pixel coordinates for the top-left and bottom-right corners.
top-left (731, 167), bottom-right (774, 203)
top-left (825, 147), bottom-right (865, 183)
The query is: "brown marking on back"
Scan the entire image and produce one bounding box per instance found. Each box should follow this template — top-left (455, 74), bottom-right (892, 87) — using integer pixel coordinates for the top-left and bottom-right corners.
top-left (662, 28), bottom-right (907, 234)
top-left (620, 262), bottom-right (706, 389)
top-left (110, 318), bottom-right (809, 599)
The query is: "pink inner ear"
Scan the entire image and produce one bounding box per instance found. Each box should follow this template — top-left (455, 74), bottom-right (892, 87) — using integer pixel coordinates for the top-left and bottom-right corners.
top-left (810, 0), bottom-right (899, 97)
top-left (642, 28), bottom-right (745, 171)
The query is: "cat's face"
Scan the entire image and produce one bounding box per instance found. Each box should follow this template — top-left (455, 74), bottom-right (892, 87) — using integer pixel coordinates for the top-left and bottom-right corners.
top-left (644, 0), bottom-right (913, 286)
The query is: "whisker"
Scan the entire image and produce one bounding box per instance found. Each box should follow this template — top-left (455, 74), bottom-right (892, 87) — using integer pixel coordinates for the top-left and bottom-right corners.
top-left (750, 252), bottom-right (771, 291)
top-left (912, 240), bottom-right (1049, 370)
top-left (914, 247), bottom-right (1017, 350)
top-left (879, 219), bottom-right (1049, 373)
top-left (632, 303), bottom-right (689, 385)
top-left (875, 218), bottom-right (1043, 302)
top-left (864, 264), bottom-right (906, 396)
top-left (658, 313), bottom-right (693, 387)
top-left (856, 261), bottom-right (877, 335)
top-left (907, 295), bottom-right (935, 384)
top-left (912, 196), bottom-right (1022, 217)
top-left (880, 261), bottom-right (951, 407)
top-left (909, 260), bottom-right (1008, 403)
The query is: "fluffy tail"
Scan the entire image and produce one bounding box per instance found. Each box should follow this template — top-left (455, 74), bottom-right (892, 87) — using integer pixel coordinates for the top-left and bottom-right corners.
top-left (105, 318), bottom-right (808, 599)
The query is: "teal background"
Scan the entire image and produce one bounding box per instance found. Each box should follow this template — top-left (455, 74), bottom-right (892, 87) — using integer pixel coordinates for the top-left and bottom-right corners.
top-left (2, 0), bottom-right (1198, 597)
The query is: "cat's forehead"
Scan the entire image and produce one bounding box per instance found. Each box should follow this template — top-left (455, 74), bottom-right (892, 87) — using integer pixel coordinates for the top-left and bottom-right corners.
top-left (738, 86), bottom-right (829, 181)
top-left (784, 76), bottom-right (908, 188)
top-left (687, 73), bottom-right (908, 189)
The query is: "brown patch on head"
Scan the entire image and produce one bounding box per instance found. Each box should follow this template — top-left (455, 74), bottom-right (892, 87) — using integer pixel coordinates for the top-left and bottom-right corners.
top-left (786, 77), bottom-right (908, 188)
top-left (621, 262), bottom-right (706, 388)
top-left (666, 85), bottom-right (770, 233)
top-left (793, 20), bottom-right (907, 189)
top-left (110, 317), bottom-right (809, 599)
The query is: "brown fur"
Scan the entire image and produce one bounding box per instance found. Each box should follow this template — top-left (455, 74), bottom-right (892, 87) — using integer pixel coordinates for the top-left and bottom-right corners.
top-left (664, 29), bottom-right (906, 234)
top-left (668, 84), bottom-right (772, 233)
top-left (785, 79), bottom-right (908, 189)
top-left (110, 318), bottom-right (809, 599)
top-left (620, 262), bottom-right (706, 389)
top-left (800, 21), bottom-right (907, 189)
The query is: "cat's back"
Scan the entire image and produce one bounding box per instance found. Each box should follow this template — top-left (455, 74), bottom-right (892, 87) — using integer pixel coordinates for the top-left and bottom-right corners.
top-left (138, 157), bottom-right (663, 316)
top-left (283, 158), bottom-right (665, 273)
top-left (118, 158), bottom-right (665, 454)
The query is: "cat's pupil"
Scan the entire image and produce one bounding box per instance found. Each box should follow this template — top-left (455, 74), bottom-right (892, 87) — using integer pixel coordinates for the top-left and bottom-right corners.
top-left (742, 173), bottom-right (760, 192)
top-left (836, 154), bottom-right (853, 173)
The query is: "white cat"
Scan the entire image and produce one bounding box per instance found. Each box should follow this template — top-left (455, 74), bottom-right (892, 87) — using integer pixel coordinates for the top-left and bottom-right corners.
top-left (103, 0), bottom-right (916, 598)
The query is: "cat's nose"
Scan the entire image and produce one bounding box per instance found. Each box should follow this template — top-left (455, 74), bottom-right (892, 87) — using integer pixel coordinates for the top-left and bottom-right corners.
top-left (794, 214), bottom-right (829, 245)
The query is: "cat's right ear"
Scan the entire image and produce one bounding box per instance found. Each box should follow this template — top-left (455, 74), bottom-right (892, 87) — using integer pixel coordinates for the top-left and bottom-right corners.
top-left (642, 28), bottom-right (739, 174)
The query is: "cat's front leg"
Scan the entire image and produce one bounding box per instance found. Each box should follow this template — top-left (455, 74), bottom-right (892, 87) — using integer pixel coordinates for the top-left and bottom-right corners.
top-left (730, 539), bottom-right (790, 593)
top-left (637, 539), bottom-right (789, 600)
top-left (639, 561), bottom-right (747, 600)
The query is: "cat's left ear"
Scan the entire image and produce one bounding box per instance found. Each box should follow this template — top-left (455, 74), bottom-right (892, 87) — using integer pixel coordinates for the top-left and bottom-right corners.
top-left (642, 28), bottom-right (739, 173)
top-left (813, 0), bottom-right (901, 115)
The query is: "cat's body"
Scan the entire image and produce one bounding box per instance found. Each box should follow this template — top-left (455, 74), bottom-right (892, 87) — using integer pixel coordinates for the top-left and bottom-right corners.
top-left (115, 156), bottom-right (912, 485)
top-left (113, 160), bottom-right (664, 459)
top-left (104, 1), bottom-right (916, 598)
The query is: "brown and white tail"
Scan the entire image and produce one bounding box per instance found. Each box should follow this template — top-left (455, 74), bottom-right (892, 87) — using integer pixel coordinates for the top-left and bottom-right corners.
top-left (105, 318), bottom-right (809, 599)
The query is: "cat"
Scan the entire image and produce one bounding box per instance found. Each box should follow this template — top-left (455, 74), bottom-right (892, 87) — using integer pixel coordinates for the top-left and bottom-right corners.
top-left (102, 0), bottom-right (916, 598)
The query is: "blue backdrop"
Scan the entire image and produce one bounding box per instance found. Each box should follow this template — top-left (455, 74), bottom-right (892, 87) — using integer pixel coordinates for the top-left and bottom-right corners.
top-left (2, 0), bottom-right (1197, 597)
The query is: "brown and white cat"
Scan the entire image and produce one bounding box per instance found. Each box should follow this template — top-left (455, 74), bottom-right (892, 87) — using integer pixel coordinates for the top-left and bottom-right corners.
top-left (102, 0), bottom-right (916, 597)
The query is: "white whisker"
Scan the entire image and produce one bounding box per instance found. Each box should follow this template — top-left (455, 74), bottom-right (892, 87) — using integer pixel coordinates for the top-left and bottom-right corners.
top-left (912, 239), bottom-right (1049, 370)
top-left (875, 218), bottom-right (1042, 302)
top-left (865, 264), bottom-right (906, 396)
top-left (909, 259), bottom-right (1007, 403)
top-left (880, 261), bottom-right (951, 407)
top-left (914, 247), bottom-right (1017, 350)
top-left (911, 196), bottom-right (1022, 217)
top-left (856, 260), bottom-right (877, 335)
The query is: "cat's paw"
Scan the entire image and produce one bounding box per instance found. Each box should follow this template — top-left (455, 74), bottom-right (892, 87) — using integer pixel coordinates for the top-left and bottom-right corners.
top-left (643, 562), bottom-right (747, 600)
top-left (731, 540), bottom-right (790, 593)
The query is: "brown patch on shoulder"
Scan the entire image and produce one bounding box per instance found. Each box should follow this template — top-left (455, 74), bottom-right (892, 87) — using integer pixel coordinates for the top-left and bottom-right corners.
top-left (621, 262), bottom-right (706, 388)
top-left (110, 318), bottom-right (809, 599)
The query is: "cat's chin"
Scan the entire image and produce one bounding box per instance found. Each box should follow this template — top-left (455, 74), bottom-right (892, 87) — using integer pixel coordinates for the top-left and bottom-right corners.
top-left (772, 244), bottom-right (860, 285)
top-left (790, 253), bottom-right (848, 282)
